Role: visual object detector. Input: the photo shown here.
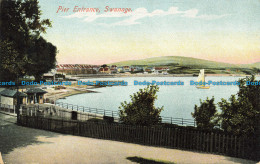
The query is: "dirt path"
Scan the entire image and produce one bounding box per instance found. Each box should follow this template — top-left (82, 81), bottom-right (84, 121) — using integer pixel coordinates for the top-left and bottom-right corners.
top-left (0, 113), bottom-right (257, 164)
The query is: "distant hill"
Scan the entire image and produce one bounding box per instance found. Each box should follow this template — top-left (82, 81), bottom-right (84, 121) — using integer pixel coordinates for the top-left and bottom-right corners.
top-left (243, 62), bottom-right (260, 69)
top-left (110, 56), bottom-right (259, 69)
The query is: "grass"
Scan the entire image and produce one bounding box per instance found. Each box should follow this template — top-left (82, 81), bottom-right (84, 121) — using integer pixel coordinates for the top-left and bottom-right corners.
top-left (126, 156), bottom-right (175, 164)
top-left (111, 56), bottom-right (243, 68)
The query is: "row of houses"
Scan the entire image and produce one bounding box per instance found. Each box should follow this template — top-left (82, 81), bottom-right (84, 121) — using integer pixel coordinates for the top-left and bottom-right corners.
top-left (56, 64), bottom-right (101, 75)
top-left (56, 64), bottom-right (169, 75)
top-left (98, 66), bottom-right (169, 74)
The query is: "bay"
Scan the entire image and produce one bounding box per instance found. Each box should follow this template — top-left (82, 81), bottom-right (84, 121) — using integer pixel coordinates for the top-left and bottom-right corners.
top-left (57, 76), bottom-right (259, 119)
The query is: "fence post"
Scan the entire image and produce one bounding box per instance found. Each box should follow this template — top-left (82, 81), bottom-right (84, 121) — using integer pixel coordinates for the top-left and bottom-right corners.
top-left (14, 105), bottom-right (15, 113)
top-left (255, 119), bottom-right (260, 161)
top-left (210, 132), bottom-right (213, 153)
top-left (182, 118), bottom-right (183, 125)
top-left (83, 107), bottom-right (84, 112)
top-left (171, 117), bottom-right (172, 124)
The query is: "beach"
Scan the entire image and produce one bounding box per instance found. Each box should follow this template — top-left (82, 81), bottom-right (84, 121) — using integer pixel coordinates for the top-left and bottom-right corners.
top-left (44, 84), bottom-right (97, 102)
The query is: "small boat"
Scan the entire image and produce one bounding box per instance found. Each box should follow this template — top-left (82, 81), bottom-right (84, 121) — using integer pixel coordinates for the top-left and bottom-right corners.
top-left (196, 69), bottom-right (210, 89)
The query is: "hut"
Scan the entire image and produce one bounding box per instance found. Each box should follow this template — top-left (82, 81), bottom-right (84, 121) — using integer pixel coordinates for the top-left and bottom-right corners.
top-left (0, 89), bottom-right (27, 106)
top-left (26, 88), bottom-right (47, 104)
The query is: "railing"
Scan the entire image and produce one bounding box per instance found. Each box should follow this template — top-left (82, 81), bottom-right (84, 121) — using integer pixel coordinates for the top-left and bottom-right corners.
top-left (0, 103), bottom-right (16, 114)
top-left (54, 101), bottom-right (196, 127)
top-left (0, 101), bottom-right (196, 126)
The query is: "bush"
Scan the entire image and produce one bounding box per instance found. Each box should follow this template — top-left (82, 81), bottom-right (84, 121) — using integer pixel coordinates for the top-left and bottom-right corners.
top-left (119, 85), bottom-right (163, 126)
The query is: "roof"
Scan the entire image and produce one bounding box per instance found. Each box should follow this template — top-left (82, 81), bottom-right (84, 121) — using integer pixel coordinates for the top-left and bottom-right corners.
top-left (0, 88), bottom-right (5, 92)
top-left (0, 89), bottom-right (27, 97)
top-left (26, 88), bottom-right (47, 94)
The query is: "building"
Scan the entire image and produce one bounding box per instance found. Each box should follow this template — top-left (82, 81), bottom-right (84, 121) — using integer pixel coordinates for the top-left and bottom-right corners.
top-left (110, 65), bottom-right (118, 73)
top-left (57, 64), bottom-right (100, 75)
top-left (117, 67), bottom-right (124, 73)
top-left (0, 89), bottom-right (27, 107)
top-left (131, 66), bottom-right (144, 73)
top-left (145, 67), bottom-right (155, 73)
top-left (154, 67), bottom-right (169, 74)
top-left (123, 66), bottom-right (131, 72)
top-left (98, 67), bottom-right (111, 74)
top-left (26, 88), bottom-right (47, 104)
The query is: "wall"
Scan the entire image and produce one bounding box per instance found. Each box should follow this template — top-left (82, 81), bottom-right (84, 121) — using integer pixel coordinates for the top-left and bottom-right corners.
top-left (0, 96), bottom-right (14, 106)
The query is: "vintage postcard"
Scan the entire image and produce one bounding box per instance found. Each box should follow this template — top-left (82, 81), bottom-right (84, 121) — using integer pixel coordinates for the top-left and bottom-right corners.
top-left (0, 0), bottom-right (259, 163)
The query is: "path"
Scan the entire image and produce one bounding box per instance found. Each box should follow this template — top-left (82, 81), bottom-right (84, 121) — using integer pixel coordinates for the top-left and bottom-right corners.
top-left (0, 113), bottom-right (257, 164)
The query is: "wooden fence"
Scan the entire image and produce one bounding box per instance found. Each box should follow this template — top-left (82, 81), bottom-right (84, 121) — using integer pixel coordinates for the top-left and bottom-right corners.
top-left (19, 115), bottom-right (258, 161)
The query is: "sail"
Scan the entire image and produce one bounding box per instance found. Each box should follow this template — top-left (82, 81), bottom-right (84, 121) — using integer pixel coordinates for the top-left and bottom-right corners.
top-left (197, 69), bottom-right (205, 83)
top-left (196, 69), bottom-right (210, 89)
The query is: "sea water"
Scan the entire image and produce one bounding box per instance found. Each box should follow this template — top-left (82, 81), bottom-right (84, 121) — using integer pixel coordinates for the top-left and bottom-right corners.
top-left (57, 76), bottom-right (259, 119)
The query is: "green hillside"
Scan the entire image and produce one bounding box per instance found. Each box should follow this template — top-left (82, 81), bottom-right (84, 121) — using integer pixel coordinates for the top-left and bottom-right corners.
top-left (243, 62), bottom-right (260, 68)
top-left (110, 56), bottom-right (259, 74)
top-left (111, 56), bottom-right (237, 68)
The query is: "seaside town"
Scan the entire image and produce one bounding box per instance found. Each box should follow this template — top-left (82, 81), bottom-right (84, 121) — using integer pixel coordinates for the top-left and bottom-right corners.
top-left (55, 64), bottom-right (169, 75)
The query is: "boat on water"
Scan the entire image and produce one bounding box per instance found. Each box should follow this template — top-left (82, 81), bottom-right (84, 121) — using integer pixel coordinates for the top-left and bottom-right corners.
top-left (196, 69), bottom-right (210, 89)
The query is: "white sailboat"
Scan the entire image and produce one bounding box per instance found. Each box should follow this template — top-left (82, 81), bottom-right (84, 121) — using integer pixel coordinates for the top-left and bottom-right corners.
top-left (196, 69), bottom-right (210, 89)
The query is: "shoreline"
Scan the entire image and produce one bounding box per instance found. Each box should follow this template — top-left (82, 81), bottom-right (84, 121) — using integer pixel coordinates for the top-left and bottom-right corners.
top-left (45, 73), bottom-right (259, 102)
top-left (70, 73), bottom-right (259, 79)
top-left (44, 85), bottom-right (99, 102)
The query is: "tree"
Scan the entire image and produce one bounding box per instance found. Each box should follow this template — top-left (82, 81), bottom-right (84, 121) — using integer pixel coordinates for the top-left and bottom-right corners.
top-left (26, 37), bottom-right (57, 81)
top-left (0, 40), bottom-right (22, 81)
top-left (101, 64), bottom-right (108, 68)
top-left (218, 75), bottom-right (260, 135)
top-left (119, 85), bottom-right (164, 126)
top-left (192, 97), bottom-right (219, 130)
top-left (0, 0), bottom-right (56, 81)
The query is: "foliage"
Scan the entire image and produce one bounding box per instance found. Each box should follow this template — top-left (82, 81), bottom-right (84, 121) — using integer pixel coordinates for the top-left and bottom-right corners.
top-left (191, 97), bottom-right (219, 130)
top-left (218, 75), bottom-right (260, 135)
top-left (0, 0), bottom-right (56, 81)
top-left (101, 64), bottom-right (108, 68)
top-left (0, 40), bottom-right (24, 81)
top-left (193, 75), bottom-right (260, 136)
top-left (119, 85), bottom-right (164, 126)
top-left (26, 37), bottom-right (57, 81)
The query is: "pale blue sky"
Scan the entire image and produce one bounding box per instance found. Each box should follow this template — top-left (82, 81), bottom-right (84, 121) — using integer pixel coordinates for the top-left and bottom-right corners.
top-left (39, 0), bottom-right (260, 64)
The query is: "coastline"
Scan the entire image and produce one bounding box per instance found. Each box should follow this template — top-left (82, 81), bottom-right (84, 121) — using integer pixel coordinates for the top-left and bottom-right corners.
top-left (70, 73), bottom-right (258, 79)
top-left (44, 84), bottom-right (98, 102)
top-left (44, 73), bottom-right (259, 102)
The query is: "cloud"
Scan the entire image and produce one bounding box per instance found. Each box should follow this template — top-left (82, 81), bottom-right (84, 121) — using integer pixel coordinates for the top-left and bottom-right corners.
top-left (62, 7), bottom-right (229, 26)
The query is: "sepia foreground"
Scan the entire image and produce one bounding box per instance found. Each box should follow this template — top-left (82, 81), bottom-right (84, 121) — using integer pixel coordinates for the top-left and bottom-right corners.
top-left (4, 135), bottom-right (258, 164)
top-left (1, 113), bottom-right (257, 164)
